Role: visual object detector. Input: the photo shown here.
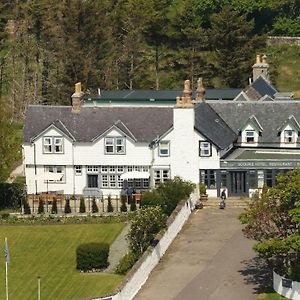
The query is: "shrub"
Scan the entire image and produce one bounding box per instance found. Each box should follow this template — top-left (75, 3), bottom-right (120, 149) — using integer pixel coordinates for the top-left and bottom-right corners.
top-left (64, 198), bottom-right (71, 214)
top-left (76, 242), bottom-right (109, 271)
top-left (115, 251), bottom-right (137, 275)
top-left (38, 198), bottom-right (45, 214)
top-left (128, 206), bottom-right (167, 256)
top-left (91, 197), bottom-right (99, 213)
top-left (120, 195), bottom-right (127, 212)
top-left (130, 198), bottom-right (137, 211)
top-left (140, 190), bottom-right (164, 208)
top-left (51, 198), bottom-right (58, 214)
top-left (79, 197), bottom-right (86, 213)
top-left (107, 195), bottom-right (113, 212)
top-left (23, 200), bottom-right (31, 215)
top-left (199, 183), bottom-right (206, 195)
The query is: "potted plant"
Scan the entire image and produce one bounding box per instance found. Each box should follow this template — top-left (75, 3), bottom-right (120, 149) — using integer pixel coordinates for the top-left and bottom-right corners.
top-left (199, 183), bottom-right (208, 201)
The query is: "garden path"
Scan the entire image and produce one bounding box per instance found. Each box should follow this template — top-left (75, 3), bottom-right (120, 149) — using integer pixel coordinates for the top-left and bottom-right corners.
top-left (105, 223), bottom-right (130, 273)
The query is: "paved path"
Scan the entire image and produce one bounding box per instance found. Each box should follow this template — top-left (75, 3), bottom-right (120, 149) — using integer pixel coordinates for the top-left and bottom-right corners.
top-left (135, 207), bottom-right (265, 300)
top-left (105, 223), bottom-right (130, 273)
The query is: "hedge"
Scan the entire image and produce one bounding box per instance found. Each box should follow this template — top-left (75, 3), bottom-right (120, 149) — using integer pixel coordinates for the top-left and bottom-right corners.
top-left (76, 242), bottom-right (109, 271)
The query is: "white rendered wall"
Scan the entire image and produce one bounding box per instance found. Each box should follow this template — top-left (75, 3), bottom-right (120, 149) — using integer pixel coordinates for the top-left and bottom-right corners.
top-left (273, 270), bottom-right (300, 300)
top-left (196, 131), bottom-right (220, 170)
top-left (171, 108), bottom-right (199, 183)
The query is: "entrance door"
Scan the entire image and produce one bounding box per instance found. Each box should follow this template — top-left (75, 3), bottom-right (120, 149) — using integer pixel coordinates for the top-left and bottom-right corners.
top-left (229, 171), bottom-right (247, 196)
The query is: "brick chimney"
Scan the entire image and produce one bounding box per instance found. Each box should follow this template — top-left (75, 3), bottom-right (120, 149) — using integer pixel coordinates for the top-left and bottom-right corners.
top-left (176, 80), bottom-right (193, 108)
top-left (252, 54), bottom-right (269, 82)
top-left (72, 82), bottom-right (84, 113)
top-left (195, 77), bottom-right (205, 102)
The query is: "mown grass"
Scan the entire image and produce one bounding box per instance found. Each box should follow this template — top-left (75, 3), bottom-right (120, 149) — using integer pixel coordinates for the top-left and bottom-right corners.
top-left (257, 292), bottom-right (287, 300)
top-left (0, 223), bottom-right (125, 300)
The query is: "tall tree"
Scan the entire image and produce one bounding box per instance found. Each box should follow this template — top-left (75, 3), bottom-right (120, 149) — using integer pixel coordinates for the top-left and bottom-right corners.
top-left (209, 5), bottom-right (265, 87)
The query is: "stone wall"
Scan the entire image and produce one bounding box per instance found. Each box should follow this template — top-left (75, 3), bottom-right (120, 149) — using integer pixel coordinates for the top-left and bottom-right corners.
top-left (273, 270), bottom-right (300, 300)
top-left (93, 190), bottom-right (198, 300)
top-left (267, 36), bottom-right (300, 46)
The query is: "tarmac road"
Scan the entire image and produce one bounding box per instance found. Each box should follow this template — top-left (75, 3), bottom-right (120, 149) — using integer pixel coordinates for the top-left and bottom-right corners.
top-left (135, 207), bottom-right (265, 300)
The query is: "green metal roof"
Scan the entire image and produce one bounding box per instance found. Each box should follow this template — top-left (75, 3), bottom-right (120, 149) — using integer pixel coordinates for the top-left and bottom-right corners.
top-left (235, 149), bottom-right (300, 160)
top-left (83, 88), bottom-right (242, 105)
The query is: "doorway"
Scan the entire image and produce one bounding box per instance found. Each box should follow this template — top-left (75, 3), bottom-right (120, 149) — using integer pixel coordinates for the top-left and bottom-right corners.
top-left (229, 171), bottom-right (247, 196)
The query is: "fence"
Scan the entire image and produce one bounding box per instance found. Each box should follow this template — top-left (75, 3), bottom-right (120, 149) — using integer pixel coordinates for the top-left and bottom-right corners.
top-left (267, 36), bottom-right (300, 46)
top-left (27, 194), bottom-right (140, 214)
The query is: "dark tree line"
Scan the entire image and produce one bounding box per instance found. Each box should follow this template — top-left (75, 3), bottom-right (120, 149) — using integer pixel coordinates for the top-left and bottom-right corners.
top-left (0, 0), bottom-right (298, 118)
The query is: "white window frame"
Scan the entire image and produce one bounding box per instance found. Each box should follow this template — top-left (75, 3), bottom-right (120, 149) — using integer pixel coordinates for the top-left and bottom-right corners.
top-left (199, 141), bottom-right (211, 157)
top-left (54, 137), bottom-right (63, 153)
top-left (74, 165), bottom-right (82, 175)
top-left (159, 141), bottom-right (170, 157)
top-left (43, 136), bottom-right (64, 154)
top-left (44, 165), bottom-right (65, 183)
top-left (284, 130), bottom-right (295, 143)
top-left (154, 169), bottom-right (170, 186)
top-left (245, 130), bottom-right (255, 143)
top-left (104, 137), bottom-right (126, 155)
top-left (87, 166), bottom-right (99, 173)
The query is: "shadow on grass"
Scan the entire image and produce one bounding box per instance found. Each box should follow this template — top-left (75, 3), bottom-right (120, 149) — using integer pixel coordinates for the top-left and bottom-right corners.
top-left (238, 255), bottom-right (273, 295)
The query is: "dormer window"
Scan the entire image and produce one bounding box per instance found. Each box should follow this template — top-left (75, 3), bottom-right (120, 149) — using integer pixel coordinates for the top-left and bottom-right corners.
top-left (284, 130), bottom-right (294, 143)
top-left (246, 130), bottom-right (255, 143)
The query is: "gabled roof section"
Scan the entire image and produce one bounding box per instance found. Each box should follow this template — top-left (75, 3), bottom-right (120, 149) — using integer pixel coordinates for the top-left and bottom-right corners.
top-left (277, 115), bottom-right (300, 132)
top-left (259, 95), bottom-right (274, 102)
top-left (251, 76), bottom-right (278, 98)
top-left (30, 120), bottom-right (75, 142)
top-left (208, 101), bottom-right (300, 144)
top-left (239, 115), bottom-right (263, 132)
top-left (233, 91), bottom-right (250, 102)
top-left (194, 103), bottom-right (237, 149)
top-left (24, 106), bottom-right (173, 143)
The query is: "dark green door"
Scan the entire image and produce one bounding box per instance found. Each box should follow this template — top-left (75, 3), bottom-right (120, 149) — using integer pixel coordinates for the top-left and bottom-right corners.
top-left (229, 171), bottom-right (247, 196)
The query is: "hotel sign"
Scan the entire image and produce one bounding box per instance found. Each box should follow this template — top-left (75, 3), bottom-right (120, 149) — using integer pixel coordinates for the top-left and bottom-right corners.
top-left (220, 160), bottom-right (300, 169)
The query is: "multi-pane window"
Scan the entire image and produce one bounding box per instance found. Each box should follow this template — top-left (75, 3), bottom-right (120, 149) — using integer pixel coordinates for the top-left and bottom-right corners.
top-left (44, 166), bottom-right (65, 183)
top-left (116, 138), bottom-right (125, 154)
top-left (75, 165), bottom-right (82, 175)
top-left (43, 137), bottom-right (64, 153)
top-left (245, 130), bottom-right (255, 143)
top-left (199, 141), bottom-right (211, 157)
top-left (249, 170), bottom-right (257, 189)
top-left (154, 169), bottom-right (170, 186)
top-left (99, 165), bottom-right (150, 189)
top-left (104, 137), bottom-right (125, 154)
top-left (284, 130), bottom-right (295, 143)
top-left (54, 137), bottom-right (63, 153)
top-left (159, 141), bottom-right (170, 157)
top-left (200, 169), bottom-right (217, 189)
top-left (43, 137), bottom-right (52, 153)
top-left (87, 166), bottom-right (99, 173)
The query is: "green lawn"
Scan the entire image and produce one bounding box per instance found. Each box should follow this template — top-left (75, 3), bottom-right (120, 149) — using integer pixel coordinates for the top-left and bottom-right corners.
top-left (0, 223), bottom-right (125, 300)
top-left (257, 292), bottom-right (287, 300)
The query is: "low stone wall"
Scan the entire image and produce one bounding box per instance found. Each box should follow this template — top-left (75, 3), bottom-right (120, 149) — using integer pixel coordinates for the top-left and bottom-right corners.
top-left (93, 190), bottom-right (198, 300)
top-left (273, 270), bottom-right (300, 300)
top-left (267, 36), bottom-right (300, 46)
